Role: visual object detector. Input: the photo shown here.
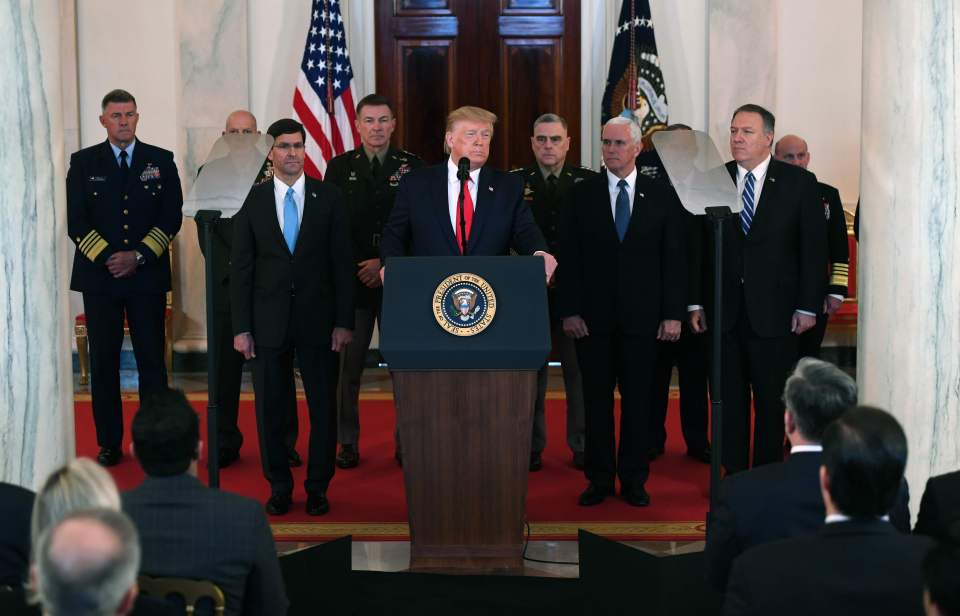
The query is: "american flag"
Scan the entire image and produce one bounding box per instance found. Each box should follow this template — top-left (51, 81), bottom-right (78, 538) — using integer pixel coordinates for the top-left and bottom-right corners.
top-left (292, 0), bottom-right (361, 179)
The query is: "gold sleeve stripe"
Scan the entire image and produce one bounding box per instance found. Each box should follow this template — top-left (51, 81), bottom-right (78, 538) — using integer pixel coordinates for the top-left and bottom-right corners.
top-left (142, 235), bottom-right (165, 258)
top-left (85, 238), bottom-right (109, 262)
top-left (148, 227), bottom-right (171, 248)
top-left (78, 230), bottom-right (99, 252)
top-left (830, 263), bottom-right (849, 286)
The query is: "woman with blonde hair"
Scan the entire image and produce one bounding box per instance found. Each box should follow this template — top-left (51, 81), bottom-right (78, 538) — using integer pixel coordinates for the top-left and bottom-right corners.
top-left (30, 457), bottom-right (120, 547)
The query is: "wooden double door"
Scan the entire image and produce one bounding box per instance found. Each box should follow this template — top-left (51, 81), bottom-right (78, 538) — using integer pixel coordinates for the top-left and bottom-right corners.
top-left (375, 0), bottom-right (581, 169)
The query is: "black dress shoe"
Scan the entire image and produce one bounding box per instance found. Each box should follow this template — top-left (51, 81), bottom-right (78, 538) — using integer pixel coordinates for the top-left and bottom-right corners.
top-left (648, 446), bottom-right (665, 461)
top-left (336, 444), bottom-right (359, 469)
top-left (622, 485), bottom-right (651, 507)
top-left (306, 492), bottom-right (330, 516)
top-left (529, 451), bottom-right (543, 472)
top-left (286, 447), bottom-right (302, 467)
top-left (265, 494), bottom-right (292, 516)
top-left (686, 445), bottom-right (712, 464)
top-left (572, 451), bottom-right (585, 470)
top-left (97, 447), bottom-right (122, 467)
top-left (218, 448), bottom-right (240, 468)
top-left (578, 483), bottom-right (613, 506)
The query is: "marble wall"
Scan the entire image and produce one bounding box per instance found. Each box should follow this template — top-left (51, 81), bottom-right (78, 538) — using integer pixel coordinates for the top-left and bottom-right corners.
top-left (859, 0), bottom-right (960, 510)
top-left (0, 0), bottom-right (73, 486)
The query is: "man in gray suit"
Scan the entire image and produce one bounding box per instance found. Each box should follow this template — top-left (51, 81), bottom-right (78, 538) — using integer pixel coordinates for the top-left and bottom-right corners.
top-left (123, 389), bottom-right (288, 616)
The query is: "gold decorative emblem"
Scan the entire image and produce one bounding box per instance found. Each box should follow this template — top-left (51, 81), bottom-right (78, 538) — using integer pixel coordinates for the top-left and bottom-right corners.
top-left (432, 273), bottom-right (497, 336)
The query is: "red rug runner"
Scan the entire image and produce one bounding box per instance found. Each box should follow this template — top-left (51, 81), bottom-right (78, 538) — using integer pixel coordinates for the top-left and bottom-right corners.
top-left (74, 393), bottom-right (709, 541)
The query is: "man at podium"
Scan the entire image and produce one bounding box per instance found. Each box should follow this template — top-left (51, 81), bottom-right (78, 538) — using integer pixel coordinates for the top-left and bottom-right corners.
top-left (380, 106), bottom-right (556, 281)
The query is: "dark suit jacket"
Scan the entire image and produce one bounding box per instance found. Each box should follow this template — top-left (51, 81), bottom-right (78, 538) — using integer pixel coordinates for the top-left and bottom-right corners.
top-left (723, 520), bottom-right (932, 616)
top-left (705, 451), bottom-right (912, 591)
top-left (324, 146), bottom-right (424, 308)
top-left (690, 159), bottom-right (827, 336)
top-left (196, 161), bottom-right (272, 314)
top-left (122, 474), bottom-right (288, 616)
top-left (558, 169), bottom-right (686, 336)
top-left (915, 470), bottom-right (960, 542)
top-left (818, 181), bottom-right (850, 297)
top-left (379, 162), bottom-right (547, 259)
top-left (67, 139), bottom-right (183, 294)
top-left (0, 483), bottom-right (33, 588)
top-left (230, 177), bottom-right (354, 346)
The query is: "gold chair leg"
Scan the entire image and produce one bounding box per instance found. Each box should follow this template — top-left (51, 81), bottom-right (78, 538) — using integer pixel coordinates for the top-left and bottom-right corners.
top-left (76, 324), bottom-right (89, 386)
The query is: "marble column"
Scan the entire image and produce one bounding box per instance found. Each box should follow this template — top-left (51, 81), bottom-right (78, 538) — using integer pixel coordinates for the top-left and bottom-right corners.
top-left (0, 0), bottom-right (74, 487)
top-left (707, 0), bottom-right (777, 147)
top-left (175, 0), bottom-right (250, 353)
top-left (859, 1), bottom-right (960, 512)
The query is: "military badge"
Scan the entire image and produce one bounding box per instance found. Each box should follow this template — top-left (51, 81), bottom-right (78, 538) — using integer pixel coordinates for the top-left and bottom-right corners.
top-left (638, 165), bottom-right (660, 179)
top-left (433, 273), bottom-right (497, 337)
top-left (257, 161), bottom-right (274, 185)
top-left (389, 163), bottom-right (412, 187)
top-left (88, 176), bottom-right (106, 182)
top-left (140, 164), bottom-right (161, 181)
top-left (523, 184), bottom-right (535, 201)
top-left (823, 200), bottom-right (831, 220)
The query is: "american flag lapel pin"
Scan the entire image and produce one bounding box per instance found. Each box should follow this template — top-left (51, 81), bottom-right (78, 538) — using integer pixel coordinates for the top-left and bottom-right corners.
top-left (488, 186), bottom-right (494, 192)
top-left (311, 192), bottom-right (317, 198)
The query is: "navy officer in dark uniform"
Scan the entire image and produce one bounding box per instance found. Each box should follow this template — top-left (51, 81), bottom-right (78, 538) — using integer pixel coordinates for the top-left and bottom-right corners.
top-left (323, 94), bottom-right (424, 468)
top-left (195, 110), bottom-right (300, 468)
top-left (512, 113), bottom-right (595, 472)
top-left (67, 89), bottom-right (183, 466)
top-left (773, 134), bottom-right (849, 358)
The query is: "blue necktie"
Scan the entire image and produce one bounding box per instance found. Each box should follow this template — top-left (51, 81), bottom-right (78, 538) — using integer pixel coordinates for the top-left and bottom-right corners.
top-left (614, 178), bottom-right (630, 241)
top-left (283, 187), bottom-right (299, 253)
top-left (740, 171), bottom-right (756, 235)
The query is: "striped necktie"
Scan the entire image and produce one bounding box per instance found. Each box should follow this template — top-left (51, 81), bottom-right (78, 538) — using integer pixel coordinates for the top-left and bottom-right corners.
top-left (740, 171), bottom-right (756, 235)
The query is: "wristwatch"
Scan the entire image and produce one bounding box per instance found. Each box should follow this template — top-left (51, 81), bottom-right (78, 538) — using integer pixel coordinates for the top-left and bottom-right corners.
top-left (135, 251), bottom-right (146, 267)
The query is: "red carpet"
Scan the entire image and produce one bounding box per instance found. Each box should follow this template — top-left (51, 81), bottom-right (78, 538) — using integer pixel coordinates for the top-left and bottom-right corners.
top-left (75, 393), bottom-right (709, 541)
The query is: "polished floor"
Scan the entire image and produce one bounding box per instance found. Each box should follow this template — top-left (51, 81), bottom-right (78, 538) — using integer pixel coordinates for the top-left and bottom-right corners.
top-left (79, 365), bottom-right (704, 577)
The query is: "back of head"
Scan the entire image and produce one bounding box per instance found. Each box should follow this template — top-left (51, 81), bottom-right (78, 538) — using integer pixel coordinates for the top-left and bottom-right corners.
top-left (821, 406), bottom-right (907, 518)
top-left (32, 459), bottom-right (120, 549)
top-left (35, 509), bottom-right (140, 616)
top-left (783, 358), bottom-right (858, 441)
top-left (131, 388), bottom-right (199, 477)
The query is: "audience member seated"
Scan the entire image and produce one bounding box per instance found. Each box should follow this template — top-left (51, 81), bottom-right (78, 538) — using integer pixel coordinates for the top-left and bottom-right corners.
top-left (707, 358), bottom-right (867, 590)
top-left (723, 406), bottom-right (934, 616)
top-left (915, 470), bottom-right (960, 543)
top-left (0, 483), bottom-right (35, 592)
top-left (923, 540), bottom-right (960, 616)
top-left (33, 509), bottom-right (140, 616)
top-left (31, 458), bottom-right (121, 550)
top-left (123, 388), bottom-right (289, 616)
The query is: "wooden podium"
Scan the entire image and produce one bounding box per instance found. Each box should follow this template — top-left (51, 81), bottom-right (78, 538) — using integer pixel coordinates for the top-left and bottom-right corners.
top-left (380, 257), bottom-right (550, 573)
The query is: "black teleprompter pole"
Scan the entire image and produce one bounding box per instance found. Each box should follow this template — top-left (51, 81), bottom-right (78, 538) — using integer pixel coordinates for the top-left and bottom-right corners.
top-left (704, 206), bottom-right (732, 536)
top-left (195, 210), bottom-right (222, 488)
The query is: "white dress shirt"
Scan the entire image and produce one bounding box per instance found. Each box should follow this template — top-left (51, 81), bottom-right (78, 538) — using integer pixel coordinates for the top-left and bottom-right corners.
top-left (789, 444), bottom-right (823, 454)
top-left (605, 167), bottom-right (638, 220)
top-left (446, 158), bottom-right (480, 233)
top-left (109, 139), bottom-right (137, 167)
top-left (735, 155), bottom-right (771, 214)
top-left (273, 174), bottom-right (306, 233)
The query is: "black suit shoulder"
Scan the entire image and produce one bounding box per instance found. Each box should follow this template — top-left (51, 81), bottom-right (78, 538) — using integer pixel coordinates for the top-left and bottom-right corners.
top-left (0, 483), bottom-right (34, 587)
top-left (915, 470), bottom-right (960, 540)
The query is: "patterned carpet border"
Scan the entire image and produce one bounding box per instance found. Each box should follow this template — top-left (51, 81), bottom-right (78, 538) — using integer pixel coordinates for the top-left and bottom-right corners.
top-left (269, 520), bottom-right (705, 542)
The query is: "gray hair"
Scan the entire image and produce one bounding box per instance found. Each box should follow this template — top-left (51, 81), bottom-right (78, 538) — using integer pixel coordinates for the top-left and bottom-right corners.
top-left (533, 113), bottom-right (568, 131)
top-left (32, 458), bottom-right (121, 550)
top-left (783, 357), bottom-right (858, 441)
top-left (34, 509), bottom-right (140, 616)
top-left (603, 116), bottom-right (642, 145)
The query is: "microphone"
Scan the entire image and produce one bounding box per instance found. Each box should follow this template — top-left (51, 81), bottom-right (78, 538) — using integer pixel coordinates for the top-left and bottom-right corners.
top-left (457, 156), bottom-right (470, 181)
top-left (457, 157), bottom-right (470, 255)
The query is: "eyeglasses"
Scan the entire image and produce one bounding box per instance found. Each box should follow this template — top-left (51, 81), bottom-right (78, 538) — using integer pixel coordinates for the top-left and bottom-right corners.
top-left (273, 143), bottom-right (305, 151)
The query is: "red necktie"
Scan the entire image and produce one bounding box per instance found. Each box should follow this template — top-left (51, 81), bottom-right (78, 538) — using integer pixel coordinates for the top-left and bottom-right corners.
top-left (455, 177), bottom-right (474, 254)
